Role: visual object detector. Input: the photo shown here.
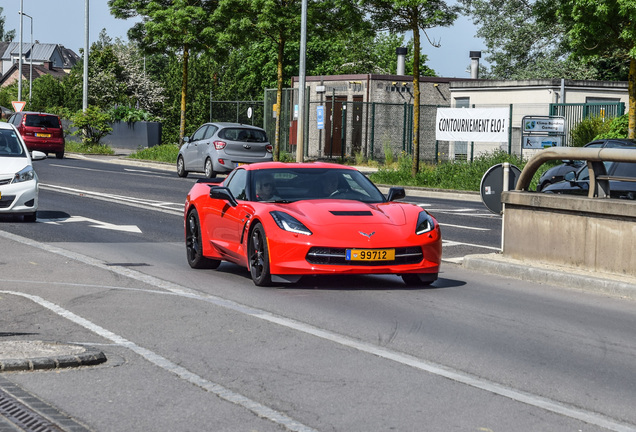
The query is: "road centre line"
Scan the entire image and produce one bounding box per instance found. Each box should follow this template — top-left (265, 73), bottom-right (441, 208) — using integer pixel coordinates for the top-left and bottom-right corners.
top-left (438, 222), bottom-right (489, 231)
top-left (442, 239), bottom-right (501, 251)
top-left (1, 230), bottom-right (633, 432)
top-left (40, 184), bottom-right (183, 216)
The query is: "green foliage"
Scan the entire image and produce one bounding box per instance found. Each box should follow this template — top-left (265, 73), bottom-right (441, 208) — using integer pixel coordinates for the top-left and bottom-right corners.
top-left (595, 114), bottom-right (629, 139)
top-left (28, 75), bottom-right (65, 112)
top-left (569, 116), bottom-right (612, 147)
top-left (65, 141), bottom-right (115, 155)
top-left (108, 106), bottom-right (159, 122)
top-left (129, 144), bottom-right (179, 162)
top-left (71, 106), bottom-right (113, 145)
top-left (371, 150), bottom-right (535, 191)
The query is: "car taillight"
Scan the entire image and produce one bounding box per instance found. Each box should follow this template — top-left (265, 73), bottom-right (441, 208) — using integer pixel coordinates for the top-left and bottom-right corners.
top-left (266, 144), bottom-right (273, 153)
top-left (213, 141), bottom-right (226, 150)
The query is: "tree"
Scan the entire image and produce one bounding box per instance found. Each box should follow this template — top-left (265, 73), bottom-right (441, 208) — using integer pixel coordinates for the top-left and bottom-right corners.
top-left (0, 7), bottom-right (15, 42)
top-left (556, 0), bottom-right (636, 138)
top-left (215, 0), bottom-right (367, 160)
top-left (108, 0), bottom-right (218, 144)
top-left (362, 0), bottom-right (459, 176)
top-left (71, 106), bottom-right (113, 145)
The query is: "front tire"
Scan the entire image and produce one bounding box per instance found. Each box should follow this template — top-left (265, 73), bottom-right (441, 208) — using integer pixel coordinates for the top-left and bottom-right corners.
top-left (23, 212), bottom-right (37, 222)
top-left (186, 209), bottom-right (220, 269)
top-left (204, 158), bottom-right (215, 178)
top-left (177, 155), bottom-right (188, 178)
top-left (248, 223), bottom-right (272, 286)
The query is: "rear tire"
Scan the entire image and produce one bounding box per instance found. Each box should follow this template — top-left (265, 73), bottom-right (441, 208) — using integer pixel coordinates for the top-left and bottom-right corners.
top-left (185, 209), bottom-right (220, 269)
top-left (177, 155), bottom-right (188, 178)
top-left (248, 223), bottom-right (272, 286)
top-left (204, 158), bottom-right (215, 178)
top-left (55, 151), bottom-right (64, 159)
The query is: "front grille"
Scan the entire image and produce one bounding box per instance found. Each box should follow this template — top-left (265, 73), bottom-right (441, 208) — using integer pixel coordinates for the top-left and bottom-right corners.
top-left (306, 246), bottom-right (423, 266)
top-left (0, 196), bottom-right (16, 208)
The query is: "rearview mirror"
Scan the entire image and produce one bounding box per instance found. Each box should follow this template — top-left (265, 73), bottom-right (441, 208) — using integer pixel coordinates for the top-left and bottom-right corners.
top-left (31, 150), bottom-right (47, 161)
top-left (564, 171), bottom-right (576, 182)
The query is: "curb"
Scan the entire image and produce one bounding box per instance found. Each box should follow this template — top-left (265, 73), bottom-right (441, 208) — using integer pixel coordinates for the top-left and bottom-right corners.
top-left (463, 253), bottom-right (636, 300)
top-left (0, 341), bottom-right (107, 372)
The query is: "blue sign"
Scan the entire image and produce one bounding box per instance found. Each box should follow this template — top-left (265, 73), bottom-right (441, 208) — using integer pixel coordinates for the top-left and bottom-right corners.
top-left (317, 105), bottom-right (325, 130)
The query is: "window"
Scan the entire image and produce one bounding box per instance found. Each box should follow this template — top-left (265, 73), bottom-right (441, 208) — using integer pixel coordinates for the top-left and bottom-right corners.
top-left (226, 168), bottom-right (247, 200)
top-left (191, 126), bottom-right (208, 141)
top-left (612, 163), bottom-right (636, 178)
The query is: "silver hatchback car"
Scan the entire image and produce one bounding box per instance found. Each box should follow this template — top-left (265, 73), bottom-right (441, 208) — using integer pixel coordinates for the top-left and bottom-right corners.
top-left (177, 122), bottom-right (273, 178)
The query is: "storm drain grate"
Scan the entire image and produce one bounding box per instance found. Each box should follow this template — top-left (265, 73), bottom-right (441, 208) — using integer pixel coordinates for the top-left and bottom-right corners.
top-left (0, 387), bottom-right (65, 432)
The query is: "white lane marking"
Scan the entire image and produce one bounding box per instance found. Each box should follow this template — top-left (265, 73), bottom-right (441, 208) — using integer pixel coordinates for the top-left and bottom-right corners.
top-left (439, 222), bottom-right (489, 231)
top-left (37, 215), bottom-right (142, 233)
top-left (442, 240), bottom-right (501, 251)
top-left (0, 289), bottom-right (318, 432)
top-left (40, 184), bottom-right (183, 216)
top-left (1, 230), bottom-right (634, 432)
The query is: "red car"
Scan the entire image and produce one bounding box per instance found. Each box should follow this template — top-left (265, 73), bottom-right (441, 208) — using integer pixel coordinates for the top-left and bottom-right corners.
top-left (184, 162), bottom-right (442, 286)
top-left (8, 111), bottom-right (65, 159)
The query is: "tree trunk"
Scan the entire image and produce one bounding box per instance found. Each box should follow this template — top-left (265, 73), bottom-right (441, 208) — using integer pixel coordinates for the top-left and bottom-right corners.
top-left (274, 35), bottom-right (285, 161)
top-left (179, 44), bottom-right (189, 146)
top-left (411, 25), bottom-right (420, 177)
top-left (629, 57), bottom-right (636, 139)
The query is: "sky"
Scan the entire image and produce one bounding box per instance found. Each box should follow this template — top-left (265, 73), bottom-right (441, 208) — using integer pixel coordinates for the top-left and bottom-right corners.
top-left (3, 0), bottom-right (487, 79)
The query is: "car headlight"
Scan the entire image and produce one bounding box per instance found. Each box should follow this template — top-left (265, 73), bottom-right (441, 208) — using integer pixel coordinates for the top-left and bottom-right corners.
top-left (416, 211), bottom-right (436, 235)
top-left (12, 166), bottom-right (36, 184)
top-left (270, 211), bottom-right (312, 236)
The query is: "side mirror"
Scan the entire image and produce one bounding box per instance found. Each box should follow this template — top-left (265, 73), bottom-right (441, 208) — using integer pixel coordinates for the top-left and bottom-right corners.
top-left (183, 136), bottom-right (191, 144)
top-left (209, 186), bottom-right (238, 207)
top-left (564, 171), bottom-right (576, 182)
top-left (31, 150), bottom-right (47, 161)
top-left (387, 187), bottom-right (406, 202)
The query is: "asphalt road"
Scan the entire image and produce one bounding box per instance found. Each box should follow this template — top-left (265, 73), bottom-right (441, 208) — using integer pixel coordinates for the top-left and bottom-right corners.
top-left (0, 155), bottom-right (635, 432)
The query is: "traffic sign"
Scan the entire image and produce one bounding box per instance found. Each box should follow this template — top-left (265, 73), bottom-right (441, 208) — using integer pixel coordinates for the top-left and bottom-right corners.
top-left (12, 101), bottom-right (26, 112)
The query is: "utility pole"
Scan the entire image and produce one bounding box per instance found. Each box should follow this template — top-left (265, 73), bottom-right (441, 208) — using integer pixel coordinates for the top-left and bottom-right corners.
top-left (295, 0), bottom-right (307, 162)
top-left (18, 0), bottom-right (24, 102)
top-left (83, 0), bottom-right (90, 111)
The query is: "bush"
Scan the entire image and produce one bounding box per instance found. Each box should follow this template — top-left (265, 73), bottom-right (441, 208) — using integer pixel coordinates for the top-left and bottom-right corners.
top-left (370, 150), bottom-right (538, 191)
top-left (570, 115), bottom-right (612, 147)
top-left (595, 114), bottom-right (628, 139)
top-left (107, 105), bottom-right (160, 123)
top-left (71, 106), bottom-right (113, 145)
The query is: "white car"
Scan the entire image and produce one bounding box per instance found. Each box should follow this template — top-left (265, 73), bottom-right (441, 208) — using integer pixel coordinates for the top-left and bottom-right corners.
top-left (0, 122), bottom-right (46, 222)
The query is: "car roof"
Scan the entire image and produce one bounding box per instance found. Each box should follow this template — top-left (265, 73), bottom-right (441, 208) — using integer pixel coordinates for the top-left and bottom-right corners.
top-left (0, 122), bottom-right (17, 130)
top-left (241, 161), bottom-right (357, 171)
top-left (205, 122), bottom-right (265, 130)
top-left (586, 139), bottom-right (636, 147)
top-left (14, 111), bottom-right (60, 117)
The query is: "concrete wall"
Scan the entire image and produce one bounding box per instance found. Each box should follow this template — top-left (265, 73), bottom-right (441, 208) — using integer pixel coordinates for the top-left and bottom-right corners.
top-left (501, 191), bottom-right (636, 278)
top-left (65, 120), bottom-right (162, 150)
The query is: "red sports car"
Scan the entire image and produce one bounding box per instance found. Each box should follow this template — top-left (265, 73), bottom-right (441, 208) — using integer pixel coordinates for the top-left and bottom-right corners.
top-left (184, 162), bottom-right (442, 286)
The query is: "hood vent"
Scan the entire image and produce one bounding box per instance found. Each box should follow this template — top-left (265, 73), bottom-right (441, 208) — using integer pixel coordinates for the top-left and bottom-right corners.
top-left (329, 210), bottom-right (373, 216)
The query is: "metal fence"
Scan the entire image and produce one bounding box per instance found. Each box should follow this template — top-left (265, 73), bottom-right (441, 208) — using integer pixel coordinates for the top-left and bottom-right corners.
top-left (210, 101), bottom-right (265, 126)
top-left (213, 94), bottom-right (626, 163)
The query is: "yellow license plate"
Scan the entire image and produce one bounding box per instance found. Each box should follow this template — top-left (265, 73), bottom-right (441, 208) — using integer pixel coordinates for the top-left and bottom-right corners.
top-left (346, 249), bottom-right (395, 261)
top-left (35, 133), bottom-right (51, 138)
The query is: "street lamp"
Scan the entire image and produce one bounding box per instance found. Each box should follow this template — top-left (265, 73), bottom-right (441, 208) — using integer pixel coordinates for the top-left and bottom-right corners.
top-left (18, 11), bottom-right (33, 102)
top-left (18, 0), bottom-right (23, 102)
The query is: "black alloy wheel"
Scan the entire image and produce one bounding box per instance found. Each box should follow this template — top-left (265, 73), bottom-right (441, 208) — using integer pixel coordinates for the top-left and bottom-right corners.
top-left (186, 209), bottom-right (220, 269)
top-left (248, 223), bottom-right (272, 286)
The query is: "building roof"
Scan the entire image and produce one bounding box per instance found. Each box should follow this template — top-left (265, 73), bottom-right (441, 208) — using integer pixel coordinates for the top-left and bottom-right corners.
top-left (2, 42), bottom-right (79, 68)
top-left (0, 61), bottom-right (68, 87)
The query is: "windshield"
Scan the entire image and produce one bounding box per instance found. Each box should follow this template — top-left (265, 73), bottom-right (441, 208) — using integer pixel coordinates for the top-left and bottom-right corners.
top-left (0, 129), bottom-right (26, 158)
top-left (248, 168), bottom-right (386, 203)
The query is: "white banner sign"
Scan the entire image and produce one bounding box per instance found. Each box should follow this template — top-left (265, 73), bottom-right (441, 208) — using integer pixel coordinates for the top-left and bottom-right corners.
top-left (436, 108), bottom-right (509, 142)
